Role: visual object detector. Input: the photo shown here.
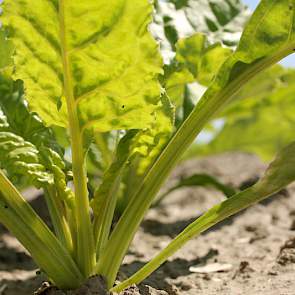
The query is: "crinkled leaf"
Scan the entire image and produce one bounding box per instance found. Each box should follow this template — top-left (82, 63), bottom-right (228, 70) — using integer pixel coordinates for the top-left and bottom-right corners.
top-left (1, 0), bottom-right (163, 132)
top-left (0, 77), bottom-right (63, 154)
top-left (153, 0), bottom-right (248, 127)
top-left (190, 0), bottom-right (295, 130)
top-left (96, 95), bottom-right (174, 216)
top-left (175, 34), bottom-right (232, 86)
top-left (130, 94), bottom-right (175, 175)
top-left (0, 75), bottom-right (72, 204)
top-left (0, 131), bottom-right (53, 185)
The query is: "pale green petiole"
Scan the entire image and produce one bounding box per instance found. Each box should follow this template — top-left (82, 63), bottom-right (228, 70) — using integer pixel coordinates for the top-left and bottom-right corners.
top-left (45, 186), bottom-right (73, 256)
top-left (58, 0), bottom-right (95, 277)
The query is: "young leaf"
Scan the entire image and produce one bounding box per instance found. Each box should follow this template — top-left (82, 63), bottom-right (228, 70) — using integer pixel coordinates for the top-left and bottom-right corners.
top-left (175, 34), bottom-right (233, 86)
top-left (0, 131), bottom-right (53, 186)
top-left (1, 0), bottom-right (163, 132)
top-left (154, 173), bottom-right (236, 207)
top-left (130, 94), bottom-right (175, 175)
top-left (112, 141), bottom-right (295, 292)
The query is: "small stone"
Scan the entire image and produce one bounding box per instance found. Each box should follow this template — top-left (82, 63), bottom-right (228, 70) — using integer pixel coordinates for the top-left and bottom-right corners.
top-left (176, 282), bottom-right (191, 291)
top-left (189, 263), bottom-right (233, 274)
top-left (277, 238), bottom-right (295, 265)
top-left (290, 220), bottom-right (295, 231)
top-left (268, 270), bottom-right (278, 276)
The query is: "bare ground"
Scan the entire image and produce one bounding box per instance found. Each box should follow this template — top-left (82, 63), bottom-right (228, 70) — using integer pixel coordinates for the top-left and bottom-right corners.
top-left (1, 153), bottom-right (295, 295)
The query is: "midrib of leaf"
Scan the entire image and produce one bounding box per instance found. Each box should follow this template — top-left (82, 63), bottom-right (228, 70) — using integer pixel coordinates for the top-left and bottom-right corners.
top-left (58, 0), bottom-right (95, 277)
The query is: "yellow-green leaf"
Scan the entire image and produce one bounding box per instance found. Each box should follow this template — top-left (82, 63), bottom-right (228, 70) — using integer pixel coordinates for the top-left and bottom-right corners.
top-left (0, 30), bottom-right (14, 70)
top-left (1, 0), bottom-right (163, 132)
top-left (163, 34), bottom-right (232, 108)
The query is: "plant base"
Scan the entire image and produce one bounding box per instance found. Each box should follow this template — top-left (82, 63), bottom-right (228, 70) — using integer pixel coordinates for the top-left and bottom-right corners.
top-left (34, 276), bottom-right (109, 295)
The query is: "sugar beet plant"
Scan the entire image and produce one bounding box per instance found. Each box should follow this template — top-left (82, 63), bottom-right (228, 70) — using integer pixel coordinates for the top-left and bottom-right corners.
top-left (1, 0), bottom-right (295, 293)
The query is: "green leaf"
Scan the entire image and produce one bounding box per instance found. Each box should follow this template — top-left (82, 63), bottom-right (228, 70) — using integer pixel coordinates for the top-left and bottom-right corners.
top-left (112, 141), bottom-right (295, 292)
top-left (154, 0), bottom-right (248, 125)
top-left (1, 0), bottom-right (163, 132)
top-left (1, 1), bottom-right (164, 275)
top-left (131, 94), bottom-right (175, 174)
top-left (154, 173), bottom-right (236, 206)
top-left (176, 34), bottom-right (233, 86)
top-left (0, 131), bottom-right (53, 185)
top-left (163, 34), bottom-right (232, 107)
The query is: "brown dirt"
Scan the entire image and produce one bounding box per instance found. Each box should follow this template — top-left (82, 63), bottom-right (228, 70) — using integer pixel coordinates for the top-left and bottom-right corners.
top-left (1, 153), bottom-right (295, 294)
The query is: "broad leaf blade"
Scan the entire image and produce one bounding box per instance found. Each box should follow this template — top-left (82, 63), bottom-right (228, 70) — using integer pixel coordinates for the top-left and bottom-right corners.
top-left (1, 0), bottom-right (163, 132)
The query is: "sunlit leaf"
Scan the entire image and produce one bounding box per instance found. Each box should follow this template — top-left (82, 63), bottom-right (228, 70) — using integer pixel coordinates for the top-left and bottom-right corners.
top-left (1, 0), bottom-right (163, 132)
top-left (163, 34), bottom-right (232, 107)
